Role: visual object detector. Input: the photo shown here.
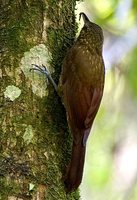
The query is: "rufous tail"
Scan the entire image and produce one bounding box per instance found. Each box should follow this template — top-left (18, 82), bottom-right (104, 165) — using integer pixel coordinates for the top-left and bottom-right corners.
top-left (64, 141), bottom-right (86, 192)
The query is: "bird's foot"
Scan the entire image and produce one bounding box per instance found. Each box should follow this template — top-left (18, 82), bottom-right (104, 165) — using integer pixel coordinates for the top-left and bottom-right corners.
top-left (30, 64), bottom-right (58, 92)
top-left (30, 64), bottom-right (50, 78)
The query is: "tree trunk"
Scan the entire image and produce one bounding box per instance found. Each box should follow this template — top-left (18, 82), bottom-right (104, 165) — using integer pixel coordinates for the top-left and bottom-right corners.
top-left (0, 0), bottom-right (80, 199)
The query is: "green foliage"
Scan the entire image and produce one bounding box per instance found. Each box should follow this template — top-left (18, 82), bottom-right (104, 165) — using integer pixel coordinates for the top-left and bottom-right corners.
top-left (79, 1), bottom-right (137, 200)
top-left (125, 47), bottom-right (137, 98)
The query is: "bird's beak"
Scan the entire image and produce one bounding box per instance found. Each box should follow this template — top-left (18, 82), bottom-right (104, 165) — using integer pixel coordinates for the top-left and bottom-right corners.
top-left (79, 12), bottom-right (90, 24)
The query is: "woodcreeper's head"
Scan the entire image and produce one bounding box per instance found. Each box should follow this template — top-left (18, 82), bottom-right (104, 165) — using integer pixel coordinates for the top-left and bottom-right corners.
top-left (79, 12), bottom-right (104, 48)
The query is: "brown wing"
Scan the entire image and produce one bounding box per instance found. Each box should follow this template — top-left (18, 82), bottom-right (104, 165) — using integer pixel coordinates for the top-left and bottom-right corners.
top-left (61, 45), bottom-right (104, 144)
top-left (63, 80), bottom-right (103, 143)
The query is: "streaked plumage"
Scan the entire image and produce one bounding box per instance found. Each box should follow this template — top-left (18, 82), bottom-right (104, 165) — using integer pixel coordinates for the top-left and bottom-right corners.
top-left (59, 13), bottom-right (105, 192)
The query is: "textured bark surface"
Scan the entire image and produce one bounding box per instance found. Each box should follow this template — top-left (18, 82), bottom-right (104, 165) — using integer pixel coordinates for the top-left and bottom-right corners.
top-left (0, 0), bottom-right (80, 199)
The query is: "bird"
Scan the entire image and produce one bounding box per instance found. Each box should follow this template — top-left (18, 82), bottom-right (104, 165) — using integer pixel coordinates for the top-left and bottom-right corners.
top-left (31, 12), bottom-right (105, 193)
top-left (59, 12), bottom-right (105, 192)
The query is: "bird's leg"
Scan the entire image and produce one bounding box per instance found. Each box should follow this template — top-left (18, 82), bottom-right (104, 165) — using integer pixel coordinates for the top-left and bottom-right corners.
top-left (30, 64), bottom-right (58, 92)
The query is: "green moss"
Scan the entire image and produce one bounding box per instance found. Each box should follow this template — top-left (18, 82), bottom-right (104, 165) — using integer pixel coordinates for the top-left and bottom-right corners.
top-left (0, 0), bottom-right (81, 199)
top-left (1, 1), bottom-right (45, 58)
top-left (45, 0), bottom-right (78, 132)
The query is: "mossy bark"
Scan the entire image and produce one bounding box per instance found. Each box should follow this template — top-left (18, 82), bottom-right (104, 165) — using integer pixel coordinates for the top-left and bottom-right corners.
top-left (0, 0), bottom-right (80, 199)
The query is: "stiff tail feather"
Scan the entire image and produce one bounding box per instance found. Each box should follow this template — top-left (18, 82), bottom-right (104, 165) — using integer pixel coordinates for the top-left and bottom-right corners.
top-left (64, 141), bottom-right (86, 192)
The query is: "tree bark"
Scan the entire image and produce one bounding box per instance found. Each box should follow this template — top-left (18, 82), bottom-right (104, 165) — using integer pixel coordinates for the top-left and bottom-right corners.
top-left (0, 0), bottom-right (80, 199)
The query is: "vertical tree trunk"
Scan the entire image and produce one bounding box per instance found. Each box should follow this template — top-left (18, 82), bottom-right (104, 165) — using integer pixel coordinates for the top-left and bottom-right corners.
top-left (0, 0), bottom-right (80, 199)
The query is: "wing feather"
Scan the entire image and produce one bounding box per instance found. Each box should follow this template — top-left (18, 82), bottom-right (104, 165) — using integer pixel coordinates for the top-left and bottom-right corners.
top-left (60, 44), bottom-right (104, 144)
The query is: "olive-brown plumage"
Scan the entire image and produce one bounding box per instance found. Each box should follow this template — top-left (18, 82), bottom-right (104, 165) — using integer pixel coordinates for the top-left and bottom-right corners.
top-left (60, 13), bottom-right (105, 192)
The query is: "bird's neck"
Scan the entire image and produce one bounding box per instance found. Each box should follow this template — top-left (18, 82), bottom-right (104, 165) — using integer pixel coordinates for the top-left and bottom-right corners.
top-left (77, 28), bottom-right (103, 53)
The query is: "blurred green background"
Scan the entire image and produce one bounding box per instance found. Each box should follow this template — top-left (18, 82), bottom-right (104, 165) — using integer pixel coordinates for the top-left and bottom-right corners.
top-left (76, 0), bottom-right (137, 199)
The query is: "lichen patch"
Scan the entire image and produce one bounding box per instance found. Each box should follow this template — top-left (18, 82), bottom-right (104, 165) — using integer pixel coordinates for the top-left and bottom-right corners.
top-left (4, 85), bottom-right (21, 101)
top-left (23, 125), bottom-right (34, 145)
top-left (20, 44), bottom-right (54, 98)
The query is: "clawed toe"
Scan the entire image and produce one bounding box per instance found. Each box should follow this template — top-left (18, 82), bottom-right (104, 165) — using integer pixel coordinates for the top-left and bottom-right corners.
top-left (30, 64), bottom-right (50, 76)
top-left (30, 64), bottom-right (58, 92)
